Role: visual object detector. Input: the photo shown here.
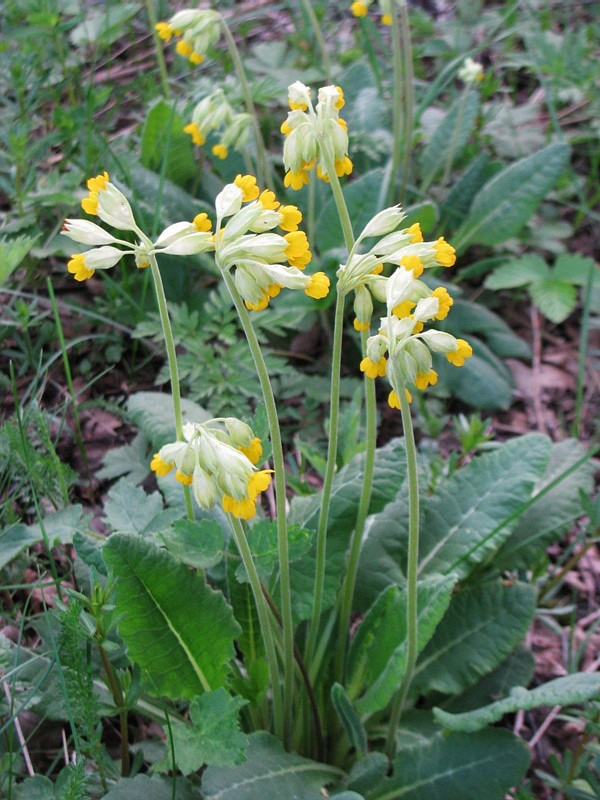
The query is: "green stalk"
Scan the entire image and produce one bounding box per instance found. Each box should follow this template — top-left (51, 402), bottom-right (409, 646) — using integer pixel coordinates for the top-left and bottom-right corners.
top-left (144, 0), bottom-right (172, 100)
top-left (220, 269), bottom-right (294, 747)
top-left (47, 279), bottom-right (94, 497)
top-left (573, 259), bottom-right (595, 437)
top-left (229, 517), bottom-right (284, 740)
top-left (297, 0), bottom-right (333, 83)
top-left (98, 645), bottom-right (129, 777)
top-left (398, 0), bottom-right (415, 199)
top-left (385, 381), bottom-right (419, 759)
top-left (334, 329), bottom-right (377, 681)
top-left (220, 18), bottom-right (273, 191)
top-left (387, 0), bottom-right (404, 206)
top-left (147, 253), bottom-right (194, 521)
top-left (304, 144), bottom-right (354, 665)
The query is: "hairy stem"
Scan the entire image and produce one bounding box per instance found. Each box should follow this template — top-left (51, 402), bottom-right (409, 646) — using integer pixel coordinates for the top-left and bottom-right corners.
top-left (220, 269), bottom-right (294, 747)
top-left (220, 18), bottom-right (273, 190)
top-left (230, 517), bottom-right (284, 740)
top-left (148, 253), bottom-right (194, 520)
top-left (385, 383), bottom-right (419, 759)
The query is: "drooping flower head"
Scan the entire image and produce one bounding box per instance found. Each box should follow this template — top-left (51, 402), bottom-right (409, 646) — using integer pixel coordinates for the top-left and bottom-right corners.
top-left (458, 57), bottom-right (484, 85)
top-left (183, 90), bottom-right (252, 161)
top-left (155, 8), bottom-right (221, 66)
top-left (350, 0), bottom-right (393, 26)
top-left (212, 174), bottom-right (330, 310)
top-left (281, 82), bottom-right (352, 189)
top-left (151, 418), bottom-right (271, 519)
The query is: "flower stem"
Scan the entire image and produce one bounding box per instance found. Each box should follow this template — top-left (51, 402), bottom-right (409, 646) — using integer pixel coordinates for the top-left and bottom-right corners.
top-left (387, 0), bottom-right (404, 206)
top-left (229, 517), bottom-right (284, 740)
top-left (398, 0), bottom-right (415, 199)
top-left (144, 0), bottom-right (172, 100)
top-left (148, 253), bottom-right (194, 521)
top-left (220, 17), bottom-right (273, 191)
top-left (334, 330), bottom-right (376, 681)
top-left (297, 0), bottom-right (333, 83)
top-left (385, 382), bottom-right (419, 760)
top-left (98, 645), bottom-right (129, 777)
top-left (220, 268), bottom-right (294, 747)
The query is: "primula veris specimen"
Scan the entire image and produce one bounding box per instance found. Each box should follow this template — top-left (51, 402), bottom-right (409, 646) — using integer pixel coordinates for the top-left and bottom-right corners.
top-left (350, 0), bottom-right (393, 26)
top-left (458, 56), bottom-right (484, 85)
top-left (183, 89), bottom-right (252, 161)
top-left (281, 82), bottom-right (352, 188)
top-left (155, 9), bottom-right (221, 65)
top-left (151, 418), bottom-right (270, 520)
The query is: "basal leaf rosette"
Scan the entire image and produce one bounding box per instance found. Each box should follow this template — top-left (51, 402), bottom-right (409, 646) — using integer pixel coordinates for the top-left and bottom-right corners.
top-left (281, 82), bottom-right (352, 189)
top-left (213, 174), bottom-right (330, 310)
top-left (151, 417), bottom-right (271, 520)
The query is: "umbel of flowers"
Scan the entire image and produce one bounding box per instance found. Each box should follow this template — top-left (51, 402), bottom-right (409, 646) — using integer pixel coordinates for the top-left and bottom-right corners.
top-left (281, 82), bottom-right (352, 189)
top-left (183, 89), bottom-right (252, 160)
top-left (350, 0), bottom-right (393, 26)
top-left (151, 418), bottom-right (271, 520)
top-left (155, 9), bottom-right (221, 65)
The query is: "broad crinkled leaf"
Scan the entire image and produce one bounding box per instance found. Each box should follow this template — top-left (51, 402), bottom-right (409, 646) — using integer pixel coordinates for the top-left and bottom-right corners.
top-left (141, 100), bottom-right (196, 187)
top-left (160, 519), bottom-right (225, 569)
top-left (102, 774), bottom-right (200, 800)
top-left (202, 732), bottom-right (343, 800)
top-left (103, 533), bottom-right (240, 700)
top-left (434, 673), bottom-right (600, 732)
top-left (103, 478), bottom-right (179, 535)
top-left (529, 278), bottom-right (577, 323)
top-left (127, 391), bottom-right (212, 450)
top-left (367, 729), bottom-right (529, 800)
top-left (411, 581), bottom-right (536, 697)
top-left (454, 143), bottom-right (570, 249)
top-left (1, 506), bottom-right (91, 569)
top-left (235, 520), bottom-right (312, 582)
top-left (97, 433), bottom-right (150, 485)
top-left (494, 439), bottom-right (594, 569)
top-left (484, 255), bottom-right (549, 289)
top-left (168, 689), bottom-right (248, 773)
top-left (420, 91), bottom-right (480, 184)
top-left (349, 575), bottom-right (456, 714)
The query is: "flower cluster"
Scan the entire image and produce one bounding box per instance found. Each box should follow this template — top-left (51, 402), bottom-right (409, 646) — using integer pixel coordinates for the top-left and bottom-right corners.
top-left (350, 0), bottom-right (392, 26)
top-left (151, 418), bottom-right (271, 520)
top-left (458, 57), bottom-right (484, 85)
top-left (281, 82), bottom-right (352, 189)
top-left (155, 9), bottom-right (221, 66)
top-left (183, 89), bottom-right (252, 160)
top-left (213, 174), bottom-right (330, 310)
top-left (62, 173), bottom-right (215, 281)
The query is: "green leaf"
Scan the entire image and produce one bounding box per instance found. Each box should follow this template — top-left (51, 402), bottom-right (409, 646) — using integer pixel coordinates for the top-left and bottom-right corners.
top-left (160, 519), bottom-right (225, 569)
top-left (102, 775), bottom-right (200, 800)
top-left (316, 169), bottom-right (385, 252)
top-left (103, 478), bottom-right (179, 535)
top-left (439, 153), bottom-right (493, 231)
top-left (368, 729), bottom-right (529, 800)
top-left (421, 91), bottom-right (480, 184)
top-left (97, 433), bottom-right (150, 485)
top-left (235, 521), bottom-right (312, 582)
top-left (484, 255), bottom-right (549, 289)
top-left (288, 438), bottom-right (407, 620)
top-left (69, 3), bottom-right (140, 47)
top-left (436, 350), bottom-right (513, 410)
top-left (411, 581), bottom-right (536, 696)
top-left (494, 439), bottom-right (594, 569)
top-left (529, 278), bottom-right (577, 323)
top-left (356, 435), bottom-right (550, 606)
top-left (352, 575), bottom-right (456, 714)
top-left (454, 143), bottom-right (570, 249)
top-left (0, 506), bottom-right (92, 570)
top-left (551, 253), bottom-right (599, 286)
top-left (434, 673), bottom-right (600, 733)
top-left (0, 235), bottom-right (39, 285)
top-left (127, 391), bottom-right (212, 450)
top-left (103, 533), bottom-right (240, 700)
top-left (141, 101), bottom-right (196, 187)
top-left (73, 531), bottom-right (108, 576)
top-left (168, 689), bottom-right (248, 772)
top-left (347, 754), bottom-right (389, 797)
top-left (202, 732), bottom-right (343, 800)
top-left (441, 298), bottom-right (531, 360)
top-left (128, 165), bottom-right (213, 225)
top-left (331, 683), bottom-right (367, 758)
top-left (442, 644), bottom-right (536, 713)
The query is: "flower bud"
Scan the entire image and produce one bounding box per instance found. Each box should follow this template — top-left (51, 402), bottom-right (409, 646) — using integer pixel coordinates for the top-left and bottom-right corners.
top-left (354, 285), bottom-right (373, 330)
top-left (386, 267), bottom-right (415, 310)
top-left (225, 418), bottom-right (254, 448)
top-left (155, 222), bottom-right (214, 255)
top-left (61, 219), bottom-right (119, 245)
top-left (216, 184), bottom-right (243, 218)
top-left (458, 57), bottom-right (484, 85)
top-left (419, 330), bottom-right (458, 352)
top-left (366, 334), bottom-right (388, 363)
top-left (288, 81), bottom-right (311, 110)
top-left (96, 184), bottom-right (137, 231)
top-left (192, 468), bottom-right (218, 510)
top-left (413, 296), bottom-right (440, 322)
top-left (360, 206), bottom-right (405, 238)
top-left (405, 338), bottom-right (432, 375)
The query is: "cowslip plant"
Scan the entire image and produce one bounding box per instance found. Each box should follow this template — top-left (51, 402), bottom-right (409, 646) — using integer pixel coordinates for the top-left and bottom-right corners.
top-left (49, 76), bottom-right (600, 800)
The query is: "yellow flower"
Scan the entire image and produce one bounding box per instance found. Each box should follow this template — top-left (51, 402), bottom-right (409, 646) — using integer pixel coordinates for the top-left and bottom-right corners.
top-left (189, 52), bottom-right (204, 65)
top-left (360, 356), bottom-right (387, 378)
top-left (305, 272), bottom-right (330, 299)
top-left (193, 212), bottom-right (212, 232)
top-left (267, 283), bottom-right (282, 297)
top-left (335, 156), bottom-right (353, 177)
top-left (212, 143), bottom-right (228, 159)
top-left (284, 169), bottom-right (310, 190)
top-left (388, 389), bottom-right (412, 408)
top-left (334, 86), bottom-right (345, 110)
top-left (432, 287), bottom-right (453, 320)
top-left (222, 495), bottom-right (256, 520)
top-left (280, 119), bottom-right (292, 136)
top-left (382, 13), bottom-right (392, 25)
top-left (81, 171), bottom-right (109, 215)
top-left (259, 189), bottom-right (280, 210)
top-left (247, 469), bottom-right (272, 501)
top-left (245, 293), bottom-right (270, 312)
top-left (354, 318), bottom-right (370, 331)
top-left (184, 122), bottom-right (205, 146)
top-left (239, 438), bottom-right (263, 465)
top-left (175, 469), bottom-right (193, 486)
top-left (446, 338), bottom-right (473, 366)
top-left (371, 263), bottom-right (384, 275)
top-left (414, 369), bottom-right (438, 390)
top-left (150, 453), bottom-right (174, 476)
top-left (351, 0), bottom-right (368, 17)
top-left (399, 254), bottom-right (424, 278)
top-left (338, 117), bottom-right (348, 131)
top-left (155, 22), bottom-right (173, 41)
top-left (234, 174), bottom-right (259, 202)
top-left (434, 236), bottom-right (456, 267)
top-left (67, 254), bottom-right (95, 282)
top-left (407, 222), bottom-right (423, 243)
top-left (176, 40), bottom-right (193, 57)
top-left (279, 205), bottom-right (302, 232)
top-left (393, 299), bottom-right (415, 318)
top-left (284, 231), bottom-right (311, 268)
